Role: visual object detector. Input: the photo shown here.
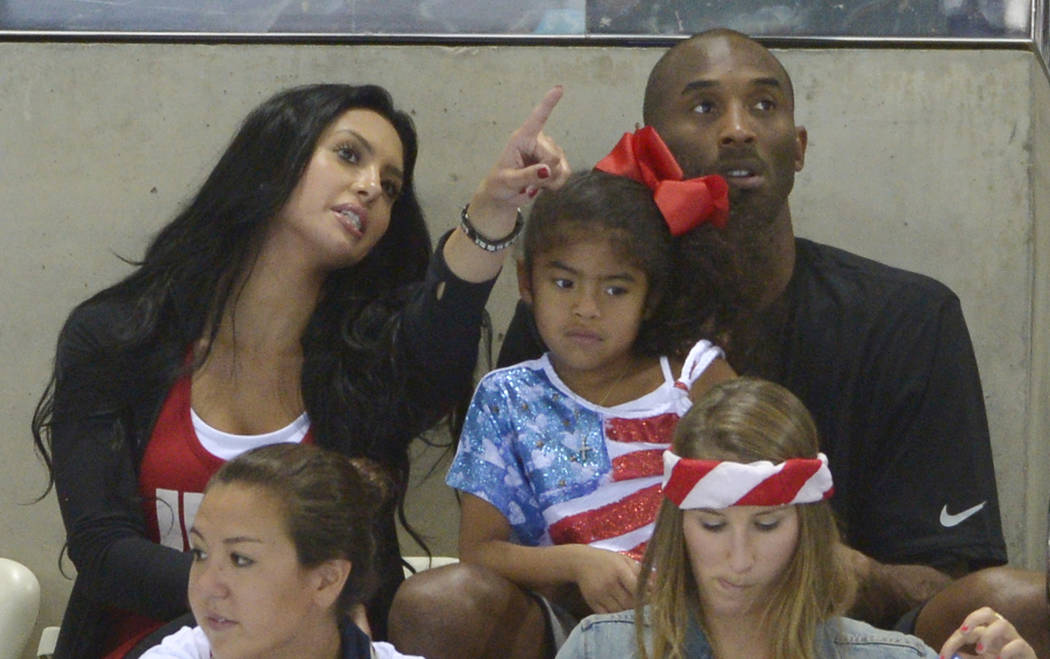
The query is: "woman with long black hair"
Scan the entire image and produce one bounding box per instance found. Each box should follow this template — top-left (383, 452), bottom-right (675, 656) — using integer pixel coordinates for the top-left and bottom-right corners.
top-left (32, 82), bottom-right (567, 658)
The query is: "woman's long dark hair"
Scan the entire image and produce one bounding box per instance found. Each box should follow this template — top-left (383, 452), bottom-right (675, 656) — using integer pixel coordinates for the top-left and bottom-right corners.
top-left (32, 83), bottom-right (431, 496)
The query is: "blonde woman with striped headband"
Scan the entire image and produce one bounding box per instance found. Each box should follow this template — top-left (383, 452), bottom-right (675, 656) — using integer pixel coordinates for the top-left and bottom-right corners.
top-left (557, 378), bottom-right (1034, 659)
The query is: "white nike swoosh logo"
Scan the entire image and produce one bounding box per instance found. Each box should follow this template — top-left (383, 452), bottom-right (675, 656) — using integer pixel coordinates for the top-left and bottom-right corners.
top-left (939, 501), bottom-right (986, 527)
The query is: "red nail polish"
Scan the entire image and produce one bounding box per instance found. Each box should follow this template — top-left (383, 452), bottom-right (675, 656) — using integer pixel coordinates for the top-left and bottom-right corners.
top-left (519, 187), bottom-right (527, 194)
top-left (528, 187), bottom-right (539, 198)
top-left (975, 643), bottom-right (984, 652)
top-left (538, 166), bottom-right (550, 179)
top-left (960, 625), bottom-right (968, 631)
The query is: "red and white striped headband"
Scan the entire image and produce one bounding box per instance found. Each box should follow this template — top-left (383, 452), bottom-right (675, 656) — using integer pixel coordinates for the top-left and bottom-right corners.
top-left (661, 450), bottom-right (833, 509)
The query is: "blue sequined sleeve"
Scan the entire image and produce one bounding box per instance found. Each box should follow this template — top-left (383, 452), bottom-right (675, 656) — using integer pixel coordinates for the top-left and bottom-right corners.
top-left (446, 372), bottom-right (547, 545)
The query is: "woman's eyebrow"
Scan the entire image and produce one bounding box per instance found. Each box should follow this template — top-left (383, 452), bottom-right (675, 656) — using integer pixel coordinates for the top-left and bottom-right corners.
top-left (333, 128), bottom-right (404, 181)
top-left (188, 526), bottom-right (263, 545)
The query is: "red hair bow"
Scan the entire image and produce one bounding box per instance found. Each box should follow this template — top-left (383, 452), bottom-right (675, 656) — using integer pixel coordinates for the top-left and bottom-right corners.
top-left (594, 126), bottom-right (729, 235)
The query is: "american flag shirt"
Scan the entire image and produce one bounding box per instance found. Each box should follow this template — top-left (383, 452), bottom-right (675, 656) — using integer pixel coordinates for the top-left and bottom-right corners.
top-left (447, 341), bottom-right (721, 561)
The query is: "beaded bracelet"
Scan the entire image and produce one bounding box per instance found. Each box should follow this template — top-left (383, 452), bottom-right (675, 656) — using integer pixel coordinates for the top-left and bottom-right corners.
top-left (459, 203), bottom-right (524, 252)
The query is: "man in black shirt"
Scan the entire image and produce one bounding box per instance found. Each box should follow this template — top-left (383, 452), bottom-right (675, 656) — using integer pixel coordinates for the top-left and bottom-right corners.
top-left (499, 29), bottom-right (1047, 651)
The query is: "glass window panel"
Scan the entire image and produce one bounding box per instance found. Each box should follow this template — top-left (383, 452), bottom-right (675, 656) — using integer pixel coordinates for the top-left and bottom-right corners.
top-left (586, 0), bottom-right (1031, 37)
top-left (0, 0), bottom-right (1036, 38)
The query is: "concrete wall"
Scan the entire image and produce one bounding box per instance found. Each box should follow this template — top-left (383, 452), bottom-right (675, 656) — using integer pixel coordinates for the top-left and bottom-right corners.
top-left (0, 41), bottom-right (1044, 657)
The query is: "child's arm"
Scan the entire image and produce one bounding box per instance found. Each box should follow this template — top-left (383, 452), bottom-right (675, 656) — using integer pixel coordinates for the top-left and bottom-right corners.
top-left (458, 492), bottom-right (642, 614)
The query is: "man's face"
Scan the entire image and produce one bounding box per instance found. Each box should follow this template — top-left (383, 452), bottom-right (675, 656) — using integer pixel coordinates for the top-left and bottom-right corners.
top-left (646, 35), bottom-right (807, 225)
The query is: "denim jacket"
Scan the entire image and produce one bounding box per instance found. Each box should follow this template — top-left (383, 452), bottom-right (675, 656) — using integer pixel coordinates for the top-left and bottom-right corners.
top-left (555, 608), bottom-right (938, 658)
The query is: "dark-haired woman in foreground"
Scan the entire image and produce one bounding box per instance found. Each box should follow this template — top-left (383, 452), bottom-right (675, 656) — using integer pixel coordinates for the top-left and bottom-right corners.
top-left (142, 444), bottom-right (419, 659)
top-left (33, 82), bottom-right (567, 657)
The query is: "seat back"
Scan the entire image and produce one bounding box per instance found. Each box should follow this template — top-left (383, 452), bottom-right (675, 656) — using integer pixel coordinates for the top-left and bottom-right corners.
top-left (0, 558), bottom-right (40, 659)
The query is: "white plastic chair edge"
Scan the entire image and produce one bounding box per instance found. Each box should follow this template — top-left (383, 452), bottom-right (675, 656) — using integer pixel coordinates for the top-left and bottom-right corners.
top-left (36, 627), bottom-right (59, 658)
top-left (0, 558), bottom-right (40, 659)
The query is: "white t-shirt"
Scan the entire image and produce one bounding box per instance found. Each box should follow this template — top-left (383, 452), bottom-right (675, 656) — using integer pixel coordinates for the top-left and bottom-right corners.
top-left (139, 625), bottom-right (423, 659)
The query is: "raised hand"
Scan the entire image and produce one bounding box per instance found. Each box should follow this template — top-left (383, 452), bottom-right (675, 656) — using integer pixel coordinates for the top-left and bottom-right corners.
top-left (474, 85), bottom-right (571, 208)
top-left (445, 86), bottom-right (571, 282)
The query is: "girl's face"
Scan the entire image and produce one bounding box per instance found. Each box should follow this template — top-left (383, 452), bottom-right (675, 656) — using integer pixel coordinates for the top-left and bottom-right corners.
top-left (270, 108), bottom-right (405, 272)
top-left (520, 237), bottom-right (650, 393)
top-left (683, 504), bottom-right (799, 620)
top-left (188, 483), bottom-right (342, 659)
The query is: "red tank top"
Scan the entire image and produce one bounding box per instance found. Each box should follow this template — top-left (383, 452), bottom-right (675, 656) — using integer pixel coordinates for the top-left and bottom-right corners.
top-left (104, 373), bottom-right (313, 657)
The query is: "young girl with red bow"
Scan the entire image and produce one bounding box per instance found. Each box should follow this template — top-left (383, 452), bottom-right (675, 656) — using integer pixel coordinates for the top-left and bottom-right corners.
top-left (556, 378), bottom-right (1036, 659)
top-left (389, 128), bottom-right (740, 659)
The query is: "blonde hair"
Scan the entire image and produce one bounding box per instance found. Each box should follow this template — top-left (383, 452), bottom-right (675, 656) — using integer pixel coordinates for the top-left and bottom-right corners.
top-left (637, 378), bottom-right (856, 659)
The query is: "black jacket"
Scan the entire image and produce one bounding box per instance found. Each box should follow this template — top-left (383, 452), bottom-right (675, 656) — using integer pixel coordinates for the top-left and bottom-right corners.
top-left (49, 233), bottom-right (494, 657)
